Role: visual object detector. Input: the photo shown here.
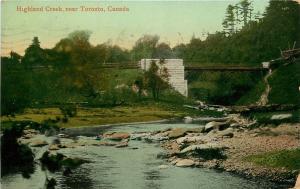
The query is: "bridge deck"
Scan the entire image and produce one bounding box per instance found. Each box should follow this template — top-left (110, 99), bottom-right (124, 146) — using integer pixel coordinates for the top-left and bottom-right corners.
top-left (184, 66), bottom-right (267, 71)
top-left (3, 63), bottom-right (268, 72)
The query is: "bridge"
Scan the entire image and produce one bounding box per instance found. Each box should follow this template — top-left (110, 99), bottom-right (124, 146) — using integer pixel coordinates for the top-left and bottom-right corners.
top-left (100, 62), bottom-right (267, 72)
top-left (3, 60), bottom-right (269, 97)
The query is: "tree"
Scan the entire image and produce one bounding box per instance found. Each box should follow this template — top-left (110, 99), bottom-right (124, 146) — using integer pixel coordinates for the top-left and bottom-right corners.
top-left (238, 0), bottom-right (253, 26)
top-left (153, 43), bottom-right (174, 59)
top-left (22, 37), bottom-right (46, 65)
top-left (131, 35), bottom-right (159, 61)
top-left (10, 51), bottom-right (22, 64)
top-left (223, 5), bottom-right (236, 35)
top-left (144, 59), bottom-right (170, 100)
top-left (1, 66), bottom-right (31, 116)
top-left (134, 76), bottom-right (145, 99)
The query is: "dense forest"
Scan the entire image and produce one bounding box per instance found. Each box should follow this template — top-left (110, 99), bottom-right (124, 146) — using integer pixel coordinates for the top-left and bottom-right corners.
top-left (1, 0), bottom-right (300, 115)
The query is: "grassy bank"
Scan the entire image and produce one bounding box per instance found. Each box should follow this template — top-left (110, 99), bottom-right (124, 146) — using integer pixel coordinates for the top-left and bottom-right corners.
top-left (245, 148), bottom-right (300, 171)
top-left (1, 102), bottom-right (223, 128)
top-left (246, 109), bottom-right (300, 125)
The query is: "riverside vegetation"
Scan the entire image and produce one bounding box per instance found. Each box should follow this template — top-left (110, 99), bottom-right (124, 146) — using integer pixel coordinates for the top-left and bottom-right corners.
top-left (1, 0), bottom-right (300, 188)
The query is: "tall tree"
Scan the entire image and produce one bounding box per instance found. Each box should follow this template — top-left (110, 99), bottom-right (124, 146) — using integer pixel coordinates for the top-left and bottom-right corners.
top-left (223, 5), bottom-right (236, 35)
top-left (22, 37), bottom-right (46, 65)
top-left (238, 0), bottom-right (253, 26)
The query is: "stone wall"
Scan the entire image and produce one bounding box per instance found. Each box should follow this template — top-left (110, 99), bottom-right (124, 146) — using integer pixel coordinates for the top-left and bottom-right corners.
top-left (140, 59), bottom-right (188, 97)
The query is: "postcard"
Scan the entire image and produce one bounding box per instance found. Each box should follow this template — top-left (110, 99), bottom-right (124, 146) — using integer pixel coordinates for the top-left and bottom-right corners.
top-left (1, 1), bottom-right (300, 189)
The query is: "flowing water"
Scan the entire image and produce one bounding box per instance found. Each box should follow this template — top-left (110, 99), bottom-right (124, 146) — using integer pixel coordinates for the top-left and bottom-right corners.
top-left (1, 123), bottom-right (284, 189)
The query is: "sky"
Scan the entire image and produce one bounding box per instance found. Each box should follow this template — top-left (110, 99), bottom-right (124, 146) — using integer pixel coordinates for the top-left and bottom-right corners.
top-left (1, 0), bottom-right (269, 56)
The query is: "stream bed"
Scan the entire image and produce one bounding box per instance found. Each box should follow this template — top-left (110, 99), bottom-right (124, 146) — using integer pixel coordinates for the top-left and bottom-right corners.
top-left (1, 123), bottom-right (282, 189)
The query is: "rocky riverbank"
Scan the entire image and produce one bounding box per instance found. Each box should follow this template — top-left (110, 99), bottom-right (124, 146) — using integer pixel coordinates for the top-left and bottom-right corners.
top-left (128, 114), bottom-right (300, 186)
top-left (17, 114), bottom-right (299, 188)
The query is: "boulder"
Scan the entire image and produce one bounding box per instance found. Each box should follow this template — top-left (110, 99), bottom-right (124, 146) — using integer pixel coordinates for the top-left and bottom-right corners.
top-left (204, 121), bottom-right (230, 132)
top-left (49, 144), bottom-right (60, 150)
top-left (30, 139), bottom-right (48, 147)
top-left (184, 116), bottom-right (193, 124)
top-left (180, 143), bottom-right (220, 154)
top-left (143, 135), bottom-right (168, 142)
top-left (218, 128), bottom-right (234, 138)
top-left (168, 128), bottom-right (187, 139)
top-left (271, 114), bottom-right (292, 120)
top-left (229, 123), bottom-right (240, 128)
top-left (98, 141), bottom-right (117, 146)
top-left (23, 129), bottom-right (38, 135)
top-left (175, 159), bottom-right (195, 167)
top-left (105, 132), bottom-right (130, 141)
top-left (130, 133), bottom-right (150, 140)
top-left (23, 134), bottom-right (35, 139)
top-left (293, 174), bottom-right (300, 189)
top-left (179, 143), bottom-right (226, 160)
top-left (168, 128), bottom-right (203, 139)
top-left (176, 136), bottom-right (203, 145)
top-left (115, 142), bottom-right (128, 148)
top-left (157, 152), bottom-right (169, 159)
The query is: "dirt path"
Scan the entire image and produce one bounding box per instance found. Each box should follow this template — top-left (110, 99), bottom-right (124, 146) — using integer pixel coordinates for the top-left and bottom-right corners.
top-left (257, 69), bottom-right (273, 106)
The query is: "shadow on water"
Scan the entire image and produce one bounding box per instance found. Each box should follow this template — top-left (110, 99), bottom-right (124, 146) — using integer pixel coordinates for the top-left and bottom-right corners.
top-left (57, 167), bottom-right (94, 189)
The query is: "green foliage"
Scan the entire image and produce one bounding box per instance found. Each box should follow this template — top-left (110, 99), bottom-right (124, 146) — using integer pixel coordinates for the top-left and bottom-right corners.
top-left (131, 35), bottom-right (159, 60)
top-left (188, 71), bottom-right (264, 105)
top-left (22, 37), bottom-right (47, 65)
top-left (59, 105), bottom-right (77, 118)
top-left (175, 1), bottom-right (300, 65)
top-left (144, 60), bottom-right (170, 100)
top-left (236, 80), bottom-right (266, 105)
top-left (1, 62), bottom-right (31, 116)
top-left (2, 0), bottom-right (299, 110)
top-left (246, 109), bottom-right (300, 125)
top-left (269, 62), bottom-right (300, 105)
top-left (1, 123), bottom-right (34, 176)
top-left (245, 148), bottom-right (300, 170)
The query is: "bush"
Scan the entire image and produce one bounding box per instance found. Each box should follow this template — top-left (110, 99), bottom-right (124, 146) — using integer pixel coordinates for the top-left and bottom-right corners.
top-left (1, 123), bottom-right (35, 176)
top-left (59, 104), bottom-right (77, 117)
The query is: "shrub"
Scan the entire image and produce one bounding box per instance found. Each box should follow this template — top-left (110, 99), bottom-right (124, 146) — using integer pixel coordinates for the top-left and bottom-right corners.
top-left (59, 104), bottom-right (77, 117)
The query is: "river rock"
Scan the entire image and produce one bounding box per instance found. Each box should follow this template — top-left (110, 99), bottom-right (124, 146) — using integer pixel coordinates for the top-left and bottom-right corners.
top-left (176, 136), bottom-right (204, 145)
top-left (23, 129), bottom-right (39, 135)
top-left (144, 135), bottom-right (169, 142)
top-left (271, 114), bottom-right (292, 120)
top-left (293, 174), bottom-right (300, 189)
top-left (229, 123), bottom-right (240, 128)
top-left (175, 159), bottom-right (195, 167)
top-left (168, 128), bottom-right (187, 139)
top-left (184, 116), bottom-right (193, 123)
top-left (130, 133), bottom-right (150, 140)
top-left (98, 141), bottom-right (117, 146)
top-left (168, 128), bottom-right (203, 139)
top-left (105, 132), bottom-right (130, 141)
top-left (115, 141), bottom-right (128, 148)
top-left (179, 143), bottom-right (222, 154)
top-left (218, 128), bottom-right (234, 138)
top-left (204, 121), bottom-right (230, 132)
top-left (157, 152), bottom-right (169, 159)
top-left (49, 144), bottom-right (60, 150)
top-left (30, 139), bottom-right (48, 147)
top-left (158, 165), bottom-right (169, 169)
top-left (23, 134), bottom-right (35, 139)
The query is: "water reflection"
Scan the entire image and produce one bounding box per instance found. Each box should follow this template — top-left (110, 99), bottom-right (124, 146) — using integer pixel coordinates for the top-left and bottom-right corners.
top-left (57, 167), bottom-right (94, 189)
